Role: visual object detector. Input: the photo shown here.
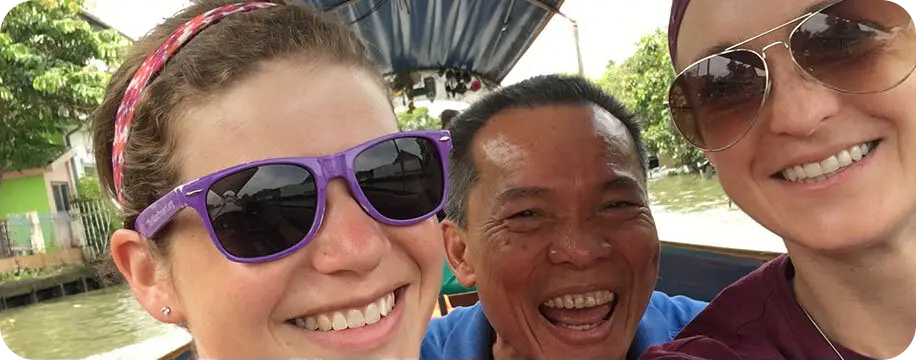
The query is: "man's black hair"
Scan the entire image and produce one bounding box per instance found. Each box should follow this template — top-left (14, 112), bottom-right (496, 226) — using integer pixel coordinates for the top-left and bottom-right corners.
top-left (444, 74), bottom-right (648, 227)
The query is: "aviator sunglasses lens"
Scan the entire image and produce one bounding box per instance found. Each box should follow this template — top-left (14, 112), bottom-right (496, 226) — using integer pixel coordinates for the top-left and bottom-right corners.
top-left (206, 164), bottom-right (319, 259)
top-left (669, 49), bottom-right (768, 151)
top-left (354, 136), bottom-right (445, 221)
top-left (790, 0), bottom-right (916, 94)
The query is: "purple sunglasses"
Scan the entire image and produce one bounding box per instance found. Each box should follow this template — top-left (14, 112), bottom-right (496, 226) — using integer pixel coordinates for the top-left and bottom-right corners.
top-left (135, 130), bottom-right (452, 263)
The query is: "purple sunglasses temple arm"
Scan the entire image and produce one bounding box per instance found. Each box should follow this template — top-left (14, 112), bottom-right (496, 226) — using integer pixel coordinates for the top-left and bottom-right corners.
top-left (135, 187), bottom-right (191, 239)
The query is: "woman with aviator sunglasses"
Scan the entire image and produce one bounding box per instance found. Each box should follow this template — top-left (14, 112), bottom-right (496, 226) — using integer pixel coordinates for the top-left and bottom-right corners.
top-left (93, 0), bottom-right (447, 358)
top-left (642, 0), bottom-right (916, 359)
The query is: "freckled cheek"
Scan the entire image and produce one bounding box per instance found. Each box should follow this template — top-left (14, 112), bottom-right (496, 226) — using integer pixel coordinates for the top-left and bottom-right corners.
top-left (167, 224), bottom-right (291, 326)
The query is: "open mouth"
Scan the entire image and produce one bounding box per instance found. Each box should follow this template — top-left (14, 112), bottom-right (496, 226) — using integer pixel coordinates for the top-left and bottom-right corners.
top-left (286, 285), bottom-right (405, 332)
top-left (773, 139), bottom-right (881, 184)
top-left (538, 290), bottom-right (617, 331)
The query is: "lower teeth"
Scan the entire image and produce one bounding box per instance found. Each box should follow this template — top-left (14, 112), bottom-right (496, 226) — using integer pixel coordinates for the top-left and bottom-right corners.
top-left (560, 322), bottom-right (600, 331)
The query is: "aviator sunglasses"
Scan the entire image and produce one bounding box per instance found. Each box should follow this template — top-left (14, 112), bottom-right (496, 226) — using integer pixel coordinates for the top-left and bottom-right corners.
top-left (134, 130), bottom-right (452, 263)
top-left (667, 0), bottom-right (916, 151)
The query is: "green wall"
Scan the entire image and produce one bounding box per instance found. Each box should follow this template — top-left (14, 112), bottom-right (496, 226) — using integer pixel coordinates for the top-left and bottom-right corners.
top-left (0, 174), bottom-right (51, 216)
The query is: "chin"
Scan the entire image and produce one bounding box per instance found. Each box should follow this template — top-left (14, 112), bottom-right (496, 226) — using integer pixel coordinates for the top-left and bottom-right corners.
top-left (775, 211), bottom-right (903, 254)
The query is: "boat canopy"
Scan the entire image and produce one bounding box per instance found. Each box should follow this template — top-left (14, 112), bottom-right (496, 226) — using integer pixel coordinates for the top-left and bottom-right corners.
top-left (304, 0), bottom-right (564, 85)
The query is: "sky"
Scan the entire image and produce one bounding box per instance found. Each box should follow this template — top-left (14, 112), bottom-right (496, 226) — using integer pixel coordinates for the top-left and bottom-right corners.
top-left (1, 0), bottom-right (673, 115)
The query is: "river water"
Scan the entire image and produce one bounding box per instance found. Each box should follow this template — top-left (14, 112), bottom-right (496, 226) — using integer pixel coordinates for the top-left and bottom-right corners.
top-left (0, 175), bottom-right (782, 359)
top-left (0, 285), bottom-right (185, 359)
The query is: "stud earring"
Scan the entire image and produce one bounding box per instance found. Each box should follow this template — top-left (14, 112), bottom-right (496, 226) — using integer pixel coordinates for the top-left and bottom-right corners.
top-left (161, 306), bottom-right (171, 317)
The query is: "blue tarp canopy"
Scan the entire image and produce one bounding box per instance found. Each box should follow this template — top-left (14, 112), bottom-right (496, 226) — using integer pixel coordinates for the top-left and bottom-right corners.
top-left (302, 0), bottom-right (564, 84)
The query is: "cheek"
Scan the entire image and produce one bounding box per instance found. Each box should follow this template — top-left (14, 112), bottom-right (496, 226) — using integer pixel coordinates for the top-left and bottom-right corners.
top-left (168, 224), bottom-right (290, 331)
top-left (608, 221), bottom-right (660, 282)
top-left (385, 218), bottom-right (444, 278)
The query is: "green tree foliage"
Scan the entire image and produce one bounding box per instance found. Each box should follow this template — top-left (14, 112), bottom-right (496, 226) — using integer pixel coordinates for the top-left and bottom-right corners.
top-left (597, 28), bottom-right (704, 172)
top-left (0, 0), bottom-right (128, 177)
top-left (396, 106), bottom-right (441, 131)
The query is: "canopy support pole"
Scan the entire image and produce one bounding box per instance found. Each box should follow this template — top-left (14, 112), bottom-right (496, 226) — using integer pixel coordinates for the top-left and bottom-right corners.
top-left (523, 0), bottom-right (584, 77)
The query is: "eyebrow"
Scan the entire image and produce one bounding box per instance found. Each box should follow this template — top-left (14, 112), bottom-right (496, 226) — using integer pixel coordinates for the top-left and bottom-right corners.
top-left (494, 176), bottom-right (644, 205)
top-left (693, 0), bottom-right (836, 62)
top-left (495, 187), bottom-right (551, 204)
top-left (602, 175), bottom-right (643, 193)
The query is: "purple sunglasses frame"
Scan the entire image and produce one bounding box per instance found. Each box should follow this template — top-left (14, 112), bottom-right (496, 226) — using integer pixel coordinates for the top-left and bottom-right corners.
top-left (134, 130), bottom-right (453, 263)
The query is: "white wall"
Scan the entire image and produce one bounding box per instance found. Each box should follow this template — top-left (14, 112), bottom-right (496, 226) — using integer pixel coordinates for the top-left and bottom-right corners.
top-left (66, 127), bottom-right (95, 179)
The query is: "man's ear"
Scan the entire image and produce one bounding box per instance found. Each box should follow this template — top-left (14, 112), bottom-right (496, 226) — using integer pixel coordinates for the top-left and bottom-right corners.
top-left (441, 220), bottom-right (476, 288)
top-left (110, 229), bottom-right (184, 324)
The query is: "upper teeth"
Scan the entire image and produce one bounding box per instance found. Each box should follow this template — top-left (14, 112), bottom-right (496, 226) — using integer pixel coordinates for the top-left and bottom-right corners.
top-left (292, 292), bottom-right (395, 332)
top-left (782, 142), bottom-right (872, 183)
top-left (543, 290), bottom-right (615, 309)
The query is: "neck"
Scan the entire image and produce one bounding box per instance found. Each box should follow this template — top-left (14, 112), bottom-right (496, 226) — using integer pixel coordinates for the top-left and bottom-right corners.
top-left (788, 224), bottom-right (916, 359)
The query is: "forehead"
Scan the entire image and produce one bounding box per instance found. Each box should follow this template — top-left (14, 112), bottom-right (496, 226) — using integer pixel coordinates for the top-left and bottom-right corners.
top-left (470, 104), bottom-right (640, 185)
top-left (676, 0), bottom-right (826, 69)
top-left (174, 59), bottom-right (396, 181)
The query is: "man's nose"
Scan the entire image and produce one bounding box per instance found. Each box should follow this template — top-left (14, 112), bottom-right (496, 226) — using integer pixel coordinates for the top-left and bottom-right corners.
top-left (760, 47), bottom-right (842, 138)
top-left (306, 180), bottom-right (389, 276)
top-left (547, 224), bottom-right (613, 269)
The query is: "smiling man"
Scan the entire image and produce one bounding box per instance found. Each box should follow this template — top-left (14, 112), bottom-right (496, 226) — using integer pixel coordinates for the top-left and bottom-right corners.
top-left (421, 75), bottom-right (707, 359)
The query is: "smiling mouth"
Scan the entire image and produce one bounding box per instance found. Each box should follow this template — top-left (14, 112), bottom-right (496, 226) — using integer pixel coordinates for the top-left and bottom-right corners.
top-left (285, 286), bottom-right (403, 332)
top-left (538, 290), bottom-right (617, 331)
top-left (773, 139), bottom-right (881, 184)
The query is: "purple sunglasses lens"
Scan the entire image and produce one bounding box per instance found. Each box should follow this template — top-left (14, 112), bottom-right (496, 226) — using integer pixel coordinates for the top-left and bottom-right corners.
top-left (204, 136), bottom-right (445, 259)
top-left (206, 164), bottom-right (318, 259)
top-left (354, 137), bottom-right (445, 220)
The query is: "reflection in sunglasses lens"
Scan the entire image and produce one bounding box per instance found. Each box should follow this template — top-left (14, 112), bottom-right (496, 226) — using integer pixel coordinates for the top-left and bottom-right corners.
top-left (670, 50), bottom-right (768, 150)
top-left (206, 164), bottom-right (318, 259)
top-left (791, 0), bottom-right (916, 93)
top-left (354, 137), bottom-right (444, 221)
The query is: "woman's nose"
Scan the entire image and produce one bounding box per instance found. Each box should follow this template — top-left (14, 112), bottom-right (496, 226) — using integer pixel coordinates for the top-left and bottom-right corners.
top-left (760, 50), bottom-right (842, 138)
top-left (307, 180), bottom-right (389, 276)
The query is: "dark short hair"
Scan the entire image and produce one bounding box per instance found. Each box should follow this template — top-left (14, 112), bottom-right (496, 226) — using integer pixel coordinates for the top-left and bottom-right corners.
top-left (440, 109), bottom-right (460, 129)
top-left (445, 74), bottom-right (648, 227)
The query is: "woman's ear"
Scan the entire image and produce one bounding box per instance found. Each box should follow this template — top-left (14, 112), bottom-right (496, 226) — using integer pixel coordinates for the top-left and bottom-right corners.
top-left (110, 229), bottom-right (184, 324)
top-left (441, 220), bottom-right (476, 288)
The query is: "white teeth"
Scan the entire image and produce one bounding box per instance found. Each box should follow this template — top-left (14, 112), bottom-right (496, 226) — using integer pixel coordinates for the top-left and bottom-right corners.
top-left (821, 156), bottom-right (839, 174)
top-left (837, 150), bottom-right (852, 167)
top-left (318, 314), bottom-right (332, 331)
top-left (851, 146), bottom-right (863, 161)
top-left (803, 162), bottom-right (822, 179)
top-left (332, 312), bottom-right (348, 331)
top-left (292, 291), bottom-right (395, 332)
top-left (560, 322), bottom-right (601, 331)
top-left (365, 303), bottom-right (381, 325)
top-left (346, 309), bottom-right (365, 329)
top-left (781, 142), bottom-right (875, 183)
top-left (542, 290), bottom-right (615, 310)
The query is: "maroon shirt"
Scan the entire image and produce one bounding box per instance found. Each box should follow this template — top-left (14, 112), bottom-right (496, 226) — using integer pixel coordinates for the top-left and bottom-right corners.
top-left (640, 254), bottom-right (870, 359)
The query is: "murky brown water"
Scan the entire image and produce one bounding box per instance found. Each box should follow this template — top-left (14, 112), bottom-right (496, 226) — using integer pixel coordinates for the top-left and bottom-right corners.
top-left (0, 285), bottom-right (180, 359)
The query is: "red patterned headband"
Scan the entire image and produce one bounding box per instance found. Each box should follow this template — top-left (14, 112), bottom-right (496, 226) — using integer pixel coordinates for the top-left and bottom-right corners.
top-left (668, 0), bottom-right (691, 64)
top-left (111, 2), bottom-right (277, 204)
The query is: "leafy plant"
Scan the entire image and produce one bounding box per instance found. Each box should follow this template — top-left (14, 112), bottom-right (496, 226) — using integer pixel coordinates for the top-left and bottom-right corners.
top-left (0, 0), bottom-right (129, 180)
top-left (396, 106), bottom-right (441, 131)
top-left (596, 29), bottom-right (705, 172)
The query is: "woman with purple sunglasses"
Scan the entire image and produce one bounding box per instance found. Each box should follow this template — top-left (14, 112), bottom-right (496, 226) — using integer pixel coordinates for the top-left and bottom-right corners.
top-left (642, 0), bottom-right (915, 359)
top-left (91, 0), bottom-right (448, 358)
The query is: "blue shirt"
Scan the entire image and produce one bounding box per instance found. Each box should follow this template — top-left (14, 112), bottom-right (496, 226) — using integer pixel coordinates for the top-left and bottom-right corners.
top-left (421, 291), bottom-right (706, 359)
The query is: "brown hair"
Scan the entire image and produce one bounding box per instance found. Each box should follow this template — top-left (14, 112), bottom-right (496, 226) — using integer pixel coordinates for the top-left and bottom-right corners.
top-left (92, 0), bottom-right (381, 256)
